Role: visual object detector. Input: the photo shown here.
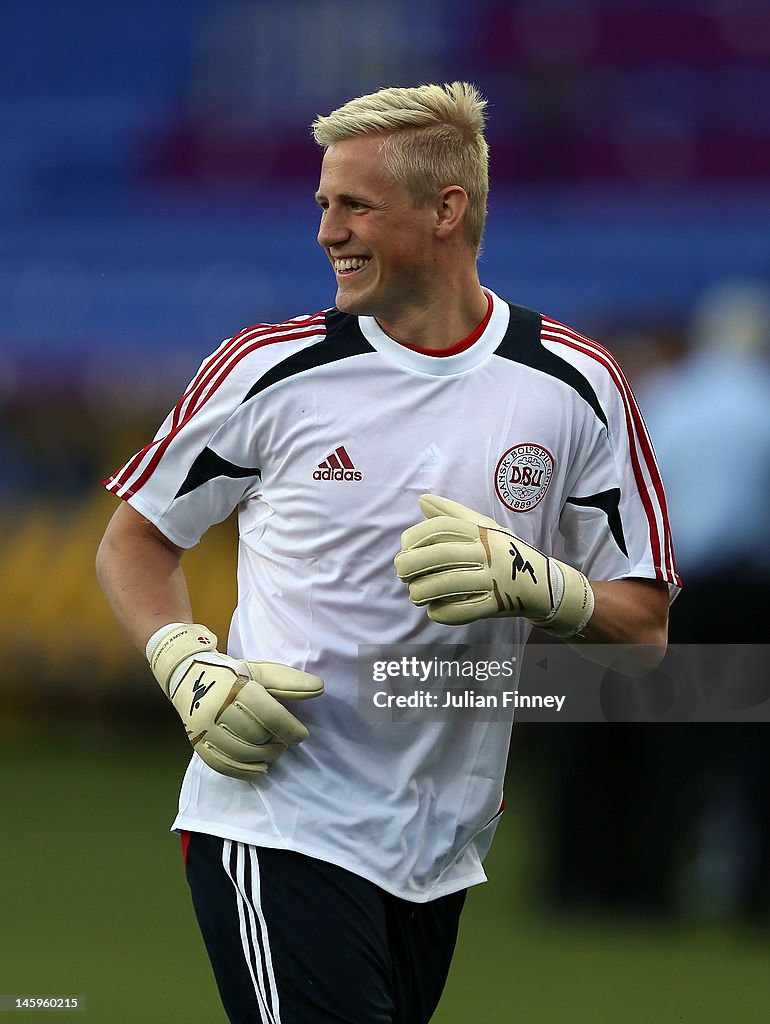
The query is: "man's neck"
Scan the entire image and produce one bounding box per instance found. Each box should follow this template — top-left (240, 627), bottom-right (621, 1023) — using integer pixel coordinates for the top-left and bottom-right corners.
top-left (375, 281), bottom-right (489, 352)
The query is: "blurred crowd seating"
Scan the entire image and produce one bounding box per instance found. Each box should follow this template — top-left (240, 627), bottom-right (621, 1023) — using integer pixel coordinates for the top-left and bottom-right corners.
top-left (2, 0), bottom-right (770, 393)
top-left (8, 0), bottom-right (763, 192)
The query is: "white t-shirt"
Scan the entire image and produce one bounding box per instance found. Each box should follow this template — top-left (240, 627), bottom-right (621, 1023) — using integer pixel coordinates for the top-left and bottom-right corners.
top-left (105, 289), bottom-right (680, 901)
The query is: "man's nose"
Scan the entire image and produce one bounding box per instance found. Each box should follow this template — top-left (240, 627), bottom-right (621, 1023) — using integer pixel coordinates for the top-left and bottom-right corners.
top-left (317, 209), bottom-right (350, 249)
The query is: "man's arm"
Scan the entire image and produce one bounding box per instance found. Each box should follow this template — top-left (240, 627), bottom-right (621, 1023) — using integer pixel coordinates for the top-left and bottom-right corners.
top-left (577, 578), bottom-right (668, 646)
top-left (565, 577), bottom-right (669, 674)
top-left (96, 500), bottom-right (191, 653)
top-left (96, 501), bottom-right (323, 779)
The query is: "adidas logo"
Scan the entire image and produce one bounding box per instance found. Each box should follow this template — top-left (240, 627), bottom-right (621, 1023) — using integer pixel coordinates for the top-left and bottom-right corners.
top-left (420, 442), bottom-right (441, 466)
top-left (313, 445), bottom-right (362, 481)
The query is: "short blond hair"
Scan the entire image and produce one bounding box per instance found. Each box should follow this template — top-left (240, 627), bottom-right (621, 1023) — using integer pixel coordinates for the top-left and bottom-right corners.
top-left (311, 82), bottom-right (489, 252)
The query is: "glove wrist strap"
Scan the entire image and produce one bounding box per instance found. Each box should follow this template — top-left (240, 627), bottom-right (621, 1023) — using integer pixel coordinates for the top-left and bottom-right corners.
top-left (529, 561), bottom-right (595, 638)
top-left (145, 622), bottom-right (188, 664)
top-left (148, 623), bottom-right (219, 694)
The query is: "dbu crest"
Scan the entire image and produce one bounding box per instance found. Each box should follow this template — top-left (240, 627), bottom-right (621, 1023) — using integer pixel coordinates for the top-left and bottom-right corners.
top-left (495, 443), bottom-right (554, 512)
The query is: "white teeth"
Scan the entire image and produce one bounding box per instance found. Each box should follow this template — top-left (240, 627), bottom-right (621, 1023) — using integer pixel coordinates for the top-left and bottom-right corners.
top-left (334, 257), bottom-right (369, 272)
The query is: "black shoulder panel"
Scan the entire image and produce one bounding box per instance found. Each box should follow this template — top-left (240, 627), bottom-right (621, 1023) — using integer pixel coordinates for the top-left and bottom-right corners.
top-left (496, 303), bottom-right (607, 429)
top-left (566, 488), bottom-right (628, 556)
top-left (175, 447), bottom-right (261, 499)
top-left (241, 308), bottom-right (372, 404)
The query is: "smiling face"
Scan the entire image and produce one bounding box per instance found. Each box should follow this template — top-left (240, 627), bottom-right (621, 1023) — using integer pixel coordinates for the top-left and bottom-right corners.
top-left (315, 134), bottom-right (440, 325)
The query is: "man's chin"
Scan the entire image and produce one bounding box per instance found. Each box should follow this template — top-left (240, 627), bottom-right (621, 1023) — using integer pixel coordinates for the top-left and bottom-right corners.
top-left (334, 288), bottom-right (369, 316)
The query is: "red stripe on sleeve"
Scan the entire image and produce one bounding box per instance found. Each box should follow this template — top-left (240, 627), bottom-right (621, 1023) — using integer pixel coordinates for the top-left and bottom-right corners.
top-left (107, 315), bottom-right (326, 498)
top-left (542, 319), bottom-right (681, 586)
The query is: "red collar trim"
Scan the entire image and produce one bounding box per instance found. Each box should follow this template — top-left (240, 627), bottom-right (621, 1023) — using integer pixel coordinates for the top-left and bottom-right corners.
top-left (397, 292), bottom-right (493, 357)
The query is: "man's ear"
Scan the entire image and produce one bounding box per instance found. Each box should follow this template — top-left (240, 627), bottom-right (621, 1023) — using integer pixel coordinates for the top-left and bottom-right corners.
top-left (434, 185), bottom-right (469, 239)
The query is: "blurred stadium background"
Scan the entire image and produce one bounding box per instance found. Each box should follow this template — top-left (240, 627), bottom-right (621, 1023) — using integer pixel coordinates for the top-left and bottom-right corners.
top-left (2, 1), bottom-right (770, 1020)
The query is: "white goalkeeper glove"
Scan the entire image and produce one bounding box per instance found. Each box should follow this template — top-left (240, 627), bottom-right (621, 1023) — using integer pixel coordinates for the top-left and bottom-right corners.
top-left (147, 623), bottom-right (324, 781)
top-left (395, 494), bottom-right (594, 637)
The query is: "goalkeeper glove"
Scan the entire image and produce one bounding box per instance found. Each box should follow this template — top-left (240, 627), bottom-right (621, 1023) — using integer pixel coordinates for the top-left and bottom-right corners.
top-left (147, 623), bottom-right (324, 781)
top-left (395, 494), bottom-right (594, 637)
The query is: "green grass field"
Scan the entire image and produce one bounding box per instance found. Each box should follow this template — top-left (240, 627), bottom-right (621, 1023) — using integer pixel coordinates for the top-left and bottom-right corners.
top-left (1, 717), bottom-right (768, 1023)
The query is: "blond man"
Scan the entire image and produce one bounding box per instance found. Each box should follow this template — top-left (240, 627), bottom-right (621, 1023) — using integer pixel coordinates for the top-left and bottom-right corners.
top-left (98, 82), bottom-right (678, 1023)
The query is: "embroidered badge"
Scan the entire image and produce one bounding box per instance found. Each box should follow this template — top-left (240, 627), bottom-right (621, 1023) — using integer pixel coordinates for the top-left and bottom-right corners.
top-left (495, 443), bottom-right (554, 512)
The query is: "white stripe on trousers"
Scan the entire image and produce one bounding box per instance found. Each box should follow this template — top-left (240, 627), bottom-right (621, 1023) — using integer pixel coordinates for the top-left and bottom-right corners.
top-left (221, 840), bottom-right (282, 1024)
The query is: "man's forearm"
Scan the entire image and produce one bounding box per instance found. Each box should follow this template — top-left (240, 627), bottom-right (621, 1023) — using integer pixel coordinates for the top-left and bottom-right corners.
top-left (96, 502), bottom-right (193, 654)
top-left (566, 577), bottom-right (669, 673)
